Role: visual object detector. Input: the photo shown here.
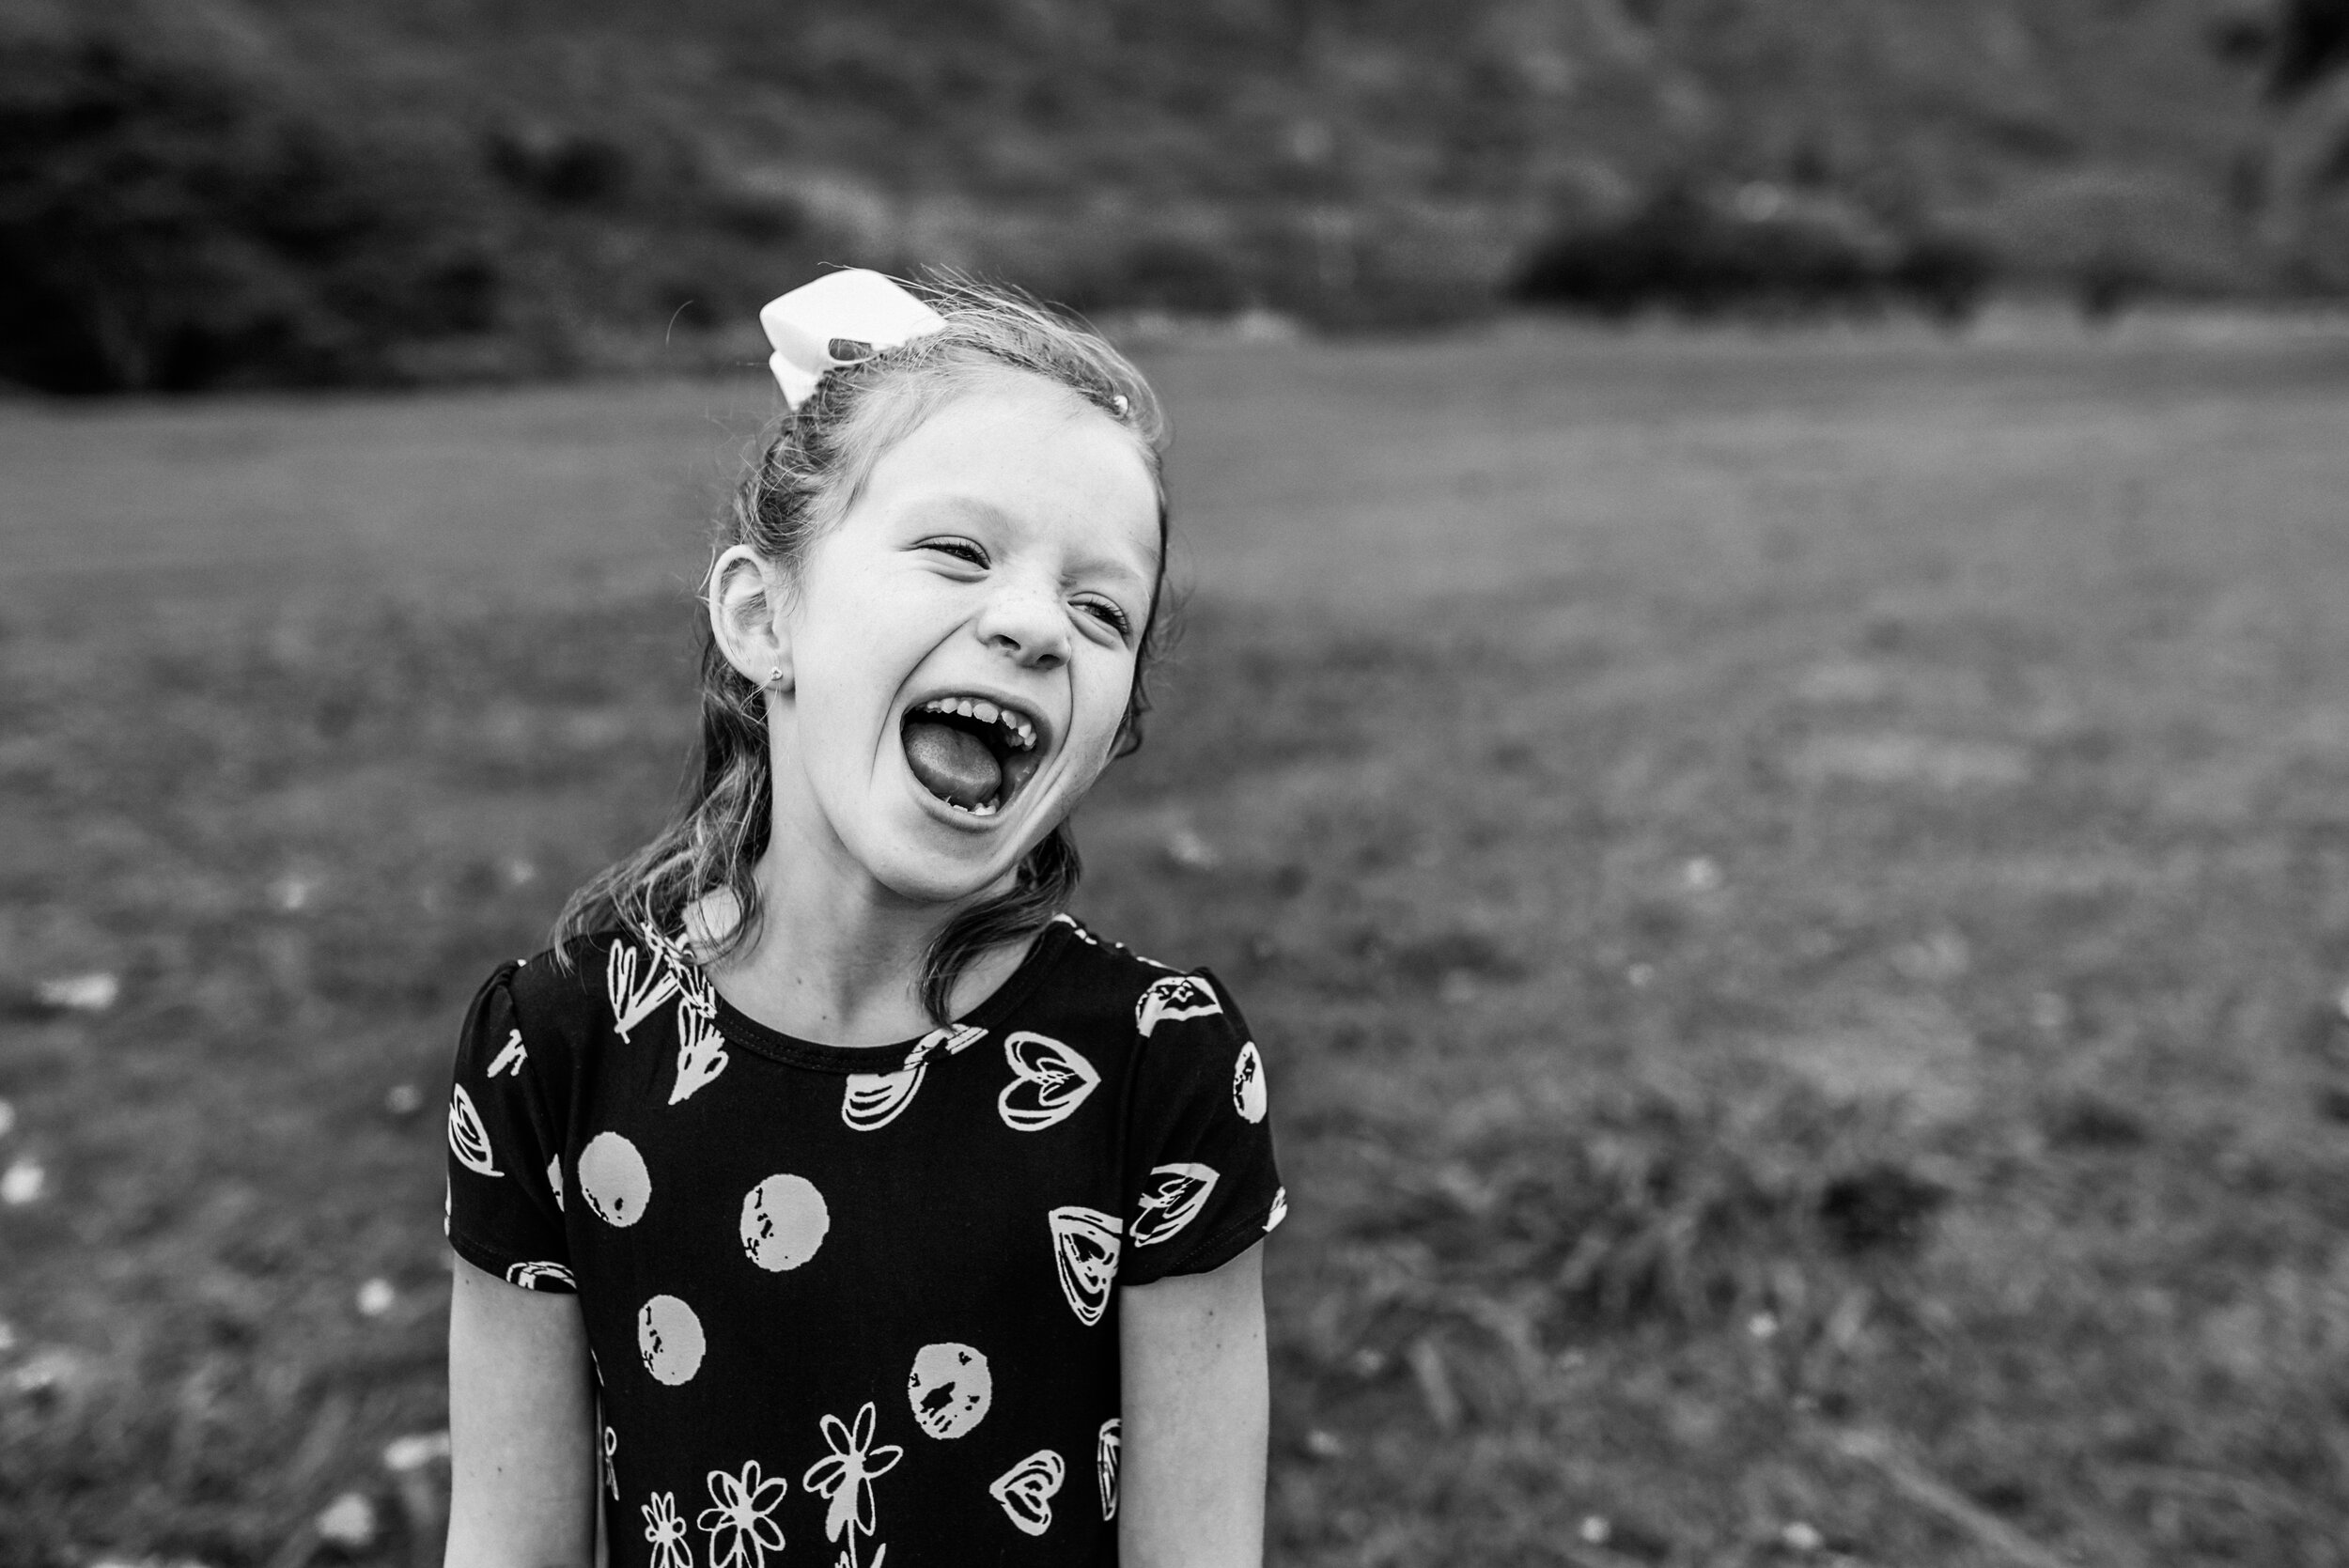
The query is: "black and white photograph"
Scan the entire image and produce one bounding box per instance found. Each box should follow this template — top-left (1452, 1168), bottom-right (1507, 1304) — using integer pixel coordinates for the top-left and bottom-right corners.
top-left (5, 1), bottom-right (2349, 1563)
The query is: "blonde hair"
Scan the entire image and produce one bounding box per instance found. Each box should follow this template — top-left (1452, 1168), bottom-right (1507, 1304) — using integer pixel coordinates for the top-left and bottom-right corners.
top-left (554, 278), bottom-right (1170, 1021)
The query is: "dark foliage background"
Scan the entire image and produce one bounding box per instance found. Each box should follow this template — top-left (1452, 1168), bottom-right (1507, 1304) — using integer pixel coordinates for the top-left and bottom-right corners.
top-left (0, 0), bottom-right (2337, 392)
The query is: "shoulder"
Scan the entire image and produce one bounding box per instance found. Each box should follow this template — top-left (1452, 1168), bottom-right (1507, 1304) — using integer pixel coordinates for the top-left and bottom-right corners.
top-left (472, 928), bottom-right (645, 1045)
top-left (499, 933), bottom-right (611, 1011)
top-left (1041, 914), bottom-right (1248, 1041)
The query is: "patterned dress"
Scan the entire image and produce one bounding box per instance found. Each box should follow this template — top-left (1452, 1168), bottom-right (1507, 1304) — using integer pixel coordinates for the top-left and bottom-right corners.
top-left (445, 912), bottom-right (1284, 1567)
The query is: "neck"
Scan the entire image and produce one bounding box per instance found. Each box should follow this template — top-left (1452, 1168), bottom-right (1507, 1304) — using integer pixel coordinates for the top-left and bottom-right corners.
top-left (693, 809), bottom-right (1027, 1048)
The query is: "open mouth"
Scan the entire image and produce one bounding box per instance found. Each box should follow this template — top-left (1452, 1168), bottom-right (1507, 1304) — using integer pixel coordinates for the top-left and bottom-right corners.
top-left (901, 695), bottom-right (1045, 818)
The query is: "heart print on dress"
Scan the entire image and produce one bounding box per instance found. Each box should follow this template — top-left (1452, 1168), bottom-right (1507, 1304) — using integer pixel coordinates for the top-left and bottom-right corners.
top-left (997, 1032), bottom-right (1100, 1131)
top-left (988, 1449), bottom-right (1066, 1537)
top-left (447, 1086), bottom-right (501, 1176)
top-left (1132, 1162), bottom-right (1219, 1248)
top-left (1232, 1040), bottom-right (1268, 1123)
top-left (1134, 974), bottom-right (1221, 1037)
top-left (1048, 1205), bottom-right (1123, 1326)
top-left (506, 1260), bottom-right (574, 1291)
top-left (1097, 1419), bottom-right (1121, 1520)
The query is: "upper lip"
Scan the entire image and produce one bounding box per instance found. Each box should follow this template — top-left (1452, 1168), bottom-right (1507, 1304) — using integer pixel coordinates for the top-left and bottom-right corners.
top-left (903, 686), bottom-right (1055, 755)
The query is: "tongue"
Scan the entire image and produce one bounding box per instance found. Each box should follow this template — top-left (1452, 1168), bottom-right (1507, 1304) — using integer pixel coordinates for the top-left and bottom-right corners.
top-left (903, 720), bottom-right (1002, 809)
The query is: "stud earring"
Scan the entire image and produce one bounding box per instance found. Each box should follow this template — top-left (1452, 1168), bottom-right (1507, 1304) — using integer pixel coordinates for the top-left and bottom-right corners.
top-left (765, 665), bottom-right (785, 689)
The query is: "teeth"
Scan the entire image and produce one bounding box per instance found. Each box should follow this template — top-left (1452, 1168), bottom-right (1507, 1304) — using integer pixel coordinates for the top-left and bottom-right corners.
top-left (918, 696), bottom-right (1038, 752)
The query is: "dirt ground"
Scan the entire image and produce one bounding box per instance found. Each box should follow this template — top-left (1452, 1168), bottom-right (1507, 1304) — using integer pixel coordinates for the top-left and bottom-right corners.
top-left (5, 313), bottom-right (2349, 1565)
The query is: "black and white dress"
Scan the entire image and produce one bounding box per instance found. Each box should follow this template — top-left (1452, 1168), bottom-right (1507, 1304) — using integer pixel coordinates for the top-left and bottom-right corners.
top-left (445, 912), bottom-right (1283, 1568)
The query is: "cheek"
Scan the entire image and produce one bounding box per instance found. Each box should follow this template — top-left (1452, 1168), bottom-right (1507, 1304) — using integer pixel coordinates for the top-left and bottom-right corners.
top-left (1072, 654), bottom-right (1140, 762)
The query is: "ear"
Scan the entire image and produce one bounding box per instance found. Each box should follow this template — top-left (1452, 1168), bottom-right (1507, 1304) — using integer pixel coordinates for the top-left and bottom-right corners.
top-left (708, 545), bottom-right (792, 693)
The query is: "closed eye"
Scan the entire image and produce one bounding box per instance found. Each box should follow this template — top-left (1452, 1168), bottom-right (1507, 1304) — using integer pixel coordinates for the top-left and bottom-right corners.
top-left (1077, 598), bottom-right (1133, 637)
top-left (917, 537), bottom-right (988, 568)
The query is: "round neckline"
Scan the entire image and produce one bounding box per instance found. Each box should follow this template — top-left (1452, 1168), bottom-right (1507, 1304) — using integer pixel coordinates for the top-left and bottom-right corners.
top-left (692, 918), bottom-right (1075, 1075)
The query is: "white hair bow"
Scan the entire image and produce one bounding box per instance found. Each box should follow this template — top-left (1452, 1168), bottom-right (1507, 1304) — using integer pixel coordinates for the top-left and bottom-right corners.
top-left (758, 270), bottom-right (945, 410)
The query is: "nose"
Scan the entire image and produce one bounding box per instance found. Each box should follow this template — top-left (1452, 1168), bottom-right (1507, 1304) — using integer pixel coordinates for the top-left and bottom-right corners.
top-left (973, 577), bottom-right (1069, 671)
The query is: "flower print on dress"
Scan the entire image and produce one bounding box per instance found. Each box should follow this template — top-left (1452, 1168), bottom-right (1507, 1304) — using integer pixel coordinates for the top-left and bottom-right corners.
top-left (604, 1423), bottom-right (619, 1500)
top-left (1134, 974), bottom-right (1221, 1037)
top-left (608, 940), bottom-right (682, 1042)
top-left (802, 1401), bottom-right (903, 1568)
top-left (487, 1028), bottom-right (527, 1079)
top-left (700, 1461), bottom-right (787, 1568)
top-left (642, 1490), bottom-right (691, 1568)
top-left (1266, 1185), bottom-right (1289, 1233)
top-left (670, 1000), bottom-right (730, 1105)
top-left (997, 1032), bottom-right (1100, 1131)
top-left (1132, 1162), bottom-right (1219, 1248)
top-left (547, 1154), bottom-right (564, 1211)
top-left (988, 1448), bottom-right (1066, 1537)
top-left (447, 1086), bottom-right (501, 1176)
top-left (1049, 1205), bottom-right (1122, 1326)
top-left (842, 1023), bottom-right (987, 1131)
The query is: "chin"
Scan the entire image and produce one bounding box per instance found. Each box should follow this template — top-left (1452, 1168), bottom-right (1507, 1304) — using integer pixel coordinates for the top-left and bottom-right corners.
top-left (866, 820), bottom-right (1042, 908)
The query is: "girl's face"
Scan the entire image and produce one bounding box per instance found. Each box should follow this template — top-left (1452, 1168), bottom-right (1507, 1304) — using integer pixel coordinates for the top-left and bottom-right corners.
top-left (768, 375), bottom-right (1161, 907)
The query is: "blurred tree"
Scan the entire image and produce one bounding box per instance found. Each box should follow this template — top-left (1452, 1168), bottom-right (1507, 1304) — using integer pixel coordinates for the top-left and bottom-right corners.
top-left (0, 26), bottom-right (499, 392)
top-left (2212, 0), bottom-right (2349, 265)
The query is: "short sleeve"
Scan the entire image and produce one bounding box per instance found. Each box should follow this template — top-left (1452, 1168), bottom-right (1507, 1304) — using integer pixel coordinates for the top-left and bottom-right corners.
top-left (1118, 968), bottom-right (1285, 1286)
top-left (444, 961), bottom-right (576, 1293)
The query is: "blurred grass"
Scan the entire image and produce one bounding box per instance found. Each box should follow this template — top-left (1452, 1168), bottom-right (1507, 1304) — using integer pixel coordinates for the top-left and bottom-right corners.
top-left (6, 319), bottom-right (2349, 1562)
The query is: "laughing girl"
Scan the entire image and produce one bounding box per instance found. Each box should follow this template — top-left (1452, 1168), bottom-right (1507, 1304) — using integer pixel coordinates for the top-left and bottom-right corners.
top-left (443, 272), bottom-right (1282, 1568)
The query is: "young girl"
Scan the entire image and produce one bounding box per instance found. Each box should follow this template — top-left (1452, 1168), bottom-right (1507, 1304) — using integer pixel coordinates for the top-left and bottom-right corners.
top-left (443, 272), bottom-right (1282, 1568)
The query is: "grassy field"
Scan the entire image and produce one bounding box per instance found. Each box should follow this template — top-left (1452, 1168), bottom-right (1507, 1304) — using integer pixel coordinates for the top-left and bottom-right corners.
top-left (6, 314), bottom-right (2349, 1565)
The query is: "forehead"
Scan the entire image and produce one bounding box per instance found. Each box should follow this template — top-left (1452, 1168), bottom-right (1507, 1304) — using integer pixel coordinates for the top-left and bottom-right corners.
top-left (850, 375), bottom-right (1162, 572)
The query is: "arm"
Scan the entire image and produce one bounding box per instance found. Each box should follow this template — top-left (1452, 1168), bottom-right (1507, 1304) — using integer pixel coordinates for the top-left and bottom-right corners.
top-left (445, 1256), bottom-right (600, 1568)
top-left (1117, 1242), bottom-right (1268, 1568)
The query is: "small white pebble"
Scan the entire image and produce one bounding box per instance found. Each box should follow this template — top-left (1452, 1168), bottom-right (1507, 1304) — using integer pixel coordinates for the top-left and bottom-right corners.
top-left (1302, 1428), bottom-right (1346, 1460)
top-left (1781, 1520), bottom-right (1825, 1552)
top-left (8, 1347), bottom-right (82, 1394)
top-left (356, 1278), bottom-right (397, 1317)
top-left (383, 1429), bottom-right (452, 1471)
top-left (316, 1490), bottom-right (378, 1548)
top-left (1162, 825), bottom-right (1220, 873)
top-left (1748, 1312), bottom-right (1780, 1340)
top-left (1, 1157), bottom-right (45, 1206)
top-left (1682, 856), bottom-right (1723, 893)
top-left (1579, 1514), bottom-right (1611, 1545)
top-left (36, 972), bottom-right (118, 1012)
